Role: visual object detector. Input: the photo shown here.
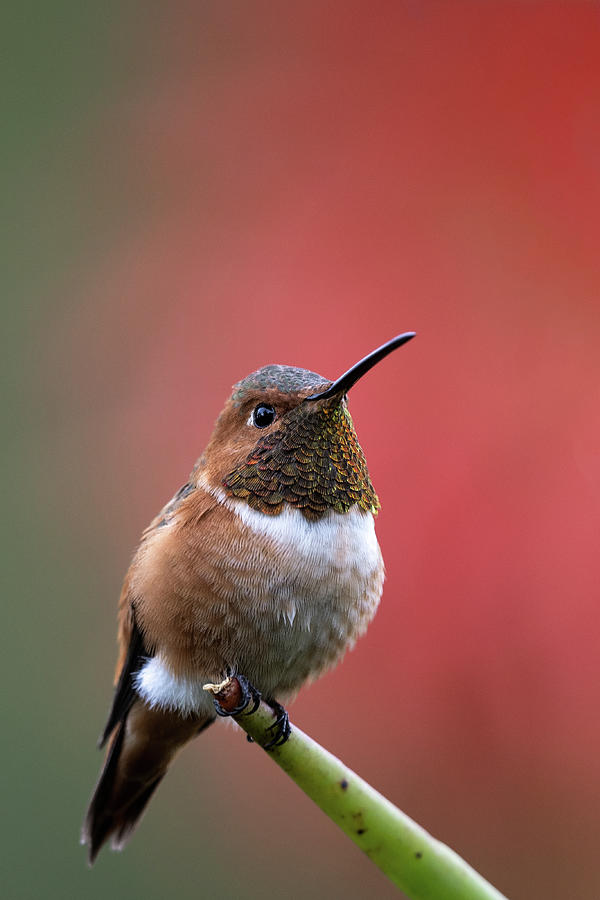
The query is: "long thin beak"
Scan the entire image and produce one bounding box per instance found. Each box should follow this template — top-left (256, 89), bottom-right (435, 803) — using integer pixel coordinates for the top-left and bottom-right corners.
top-left (305, 332), bottom-right (416, 402)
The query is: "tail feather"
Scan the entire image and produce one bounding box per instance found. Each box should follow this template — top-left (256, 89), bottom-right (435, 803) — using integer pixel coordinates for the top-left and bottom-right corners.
top-left (82, 700), bottom-right (213, 864)
top-left (110, 775), bottom-right (162, 852)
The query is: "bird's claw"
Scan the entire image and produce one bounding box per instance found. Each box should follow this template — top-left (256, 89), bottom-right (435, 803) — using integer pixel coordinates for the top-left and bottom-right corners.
top-left (212, 674), bottom-right (262, 718)
top-left (209, 677), bottom-right (290, 749)
top-left (263, 700), bottom-right (291, 750)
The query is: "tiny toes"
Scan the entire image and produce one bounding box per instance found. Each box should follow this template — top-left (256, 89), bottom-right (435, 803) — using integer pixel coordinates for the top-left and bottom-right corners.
top-left (262, 700), bottom-right (291, 750)
top-left (212, 674), bottom-right (262, 718)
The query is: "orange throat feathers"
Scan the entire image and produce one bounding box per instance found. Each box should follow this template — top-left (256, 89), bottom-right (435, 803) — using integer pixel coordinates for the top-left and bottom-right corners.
top-left (223, 400), bottom-right (380, 521)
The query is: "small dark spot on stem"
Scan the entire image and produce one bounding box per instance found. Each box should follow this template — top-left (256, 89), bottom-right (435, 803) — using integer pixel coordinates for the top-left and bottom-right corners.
top-left (357, 828), bottom-right (366, 835)
top-left (415, 851), bottom-right (423, 860)
top-left (340, 779), bottom-right (349, 790)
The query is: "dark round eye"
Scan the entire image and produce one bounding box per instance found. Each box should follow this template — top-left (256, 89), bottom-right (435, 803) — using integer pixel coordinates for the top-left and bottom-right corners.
top-left (252, 404), bottom-right (276, 428)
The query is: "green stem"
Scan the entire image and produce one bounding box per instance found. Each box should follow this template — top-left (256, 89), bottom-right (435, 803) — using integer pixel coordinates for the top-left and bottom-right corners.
top-left (229, 699), bottom-right (509, 900)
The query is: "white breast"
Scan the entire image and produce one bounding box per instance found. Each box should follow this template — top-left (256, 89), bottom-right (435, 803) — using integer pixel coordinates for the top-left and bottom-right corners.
top-left (212, 488), bottom-right (386, 693)
top-left (135, 487), bottom-right (385, 715)
top-left (228, 493), bottom-right (383, 596)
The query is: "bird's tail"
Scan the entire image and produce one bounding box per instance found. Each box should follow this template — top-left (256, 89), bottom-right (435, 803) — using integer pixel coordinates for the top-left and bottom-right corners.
top-left (82, 700), bottom-right (213, 864)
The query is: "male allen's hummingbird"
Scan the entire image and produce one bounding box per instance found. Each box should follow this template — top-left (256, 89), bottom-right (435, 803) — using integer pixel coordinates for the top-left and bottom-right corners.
top-left (82, 332), bottom-right (415, 863)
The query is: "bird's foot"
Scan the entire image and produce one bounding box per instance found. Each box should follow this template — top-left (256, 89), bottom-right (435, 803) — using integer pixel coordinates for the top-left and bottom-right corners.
top-left (205, 674), bottom-right (262, 718)
top-left (263, 698), bottom-right (291, 750)
top-left (202, 677), bottom-right (291, 749)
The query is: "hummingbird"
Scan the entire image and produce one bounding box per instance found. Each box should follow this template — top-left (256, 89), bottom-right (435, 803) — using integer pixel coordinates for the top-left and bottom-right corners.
top-left (82, 332), bottom-right (416, 863)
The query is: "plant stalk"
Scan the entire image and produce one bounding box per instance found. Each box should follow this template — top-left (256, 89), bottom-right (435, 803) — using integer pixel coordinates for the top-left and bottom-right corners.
top-left (204, 678), bottom-right (509, 900)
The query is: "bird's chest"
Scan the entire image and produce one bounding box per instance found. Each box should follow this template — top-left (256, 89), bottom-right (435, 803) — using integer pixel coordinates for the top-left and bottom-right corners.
top-left (219, 500), bottom-right (385, 694)
top-left (133, 496), bottom-right (385, 714)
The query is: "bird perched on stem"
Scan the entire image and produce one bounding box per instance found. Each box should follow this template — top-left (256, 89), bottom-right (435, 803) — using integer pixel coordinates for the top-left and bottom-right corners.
top-left (82, 332), bottom-right (416, 864)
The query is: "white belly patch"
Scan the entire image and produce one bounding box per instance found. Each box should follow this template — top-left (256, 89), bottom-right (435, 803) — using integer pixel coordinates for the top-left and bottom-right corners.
top-left (133, 656), bottom-right (215, 718)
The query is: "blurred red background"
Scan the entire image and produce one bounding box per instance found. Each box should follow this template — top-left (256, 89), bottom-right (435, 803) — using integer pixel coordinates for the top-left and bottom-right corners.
top-left (9, 3), bottom-right (600, 899)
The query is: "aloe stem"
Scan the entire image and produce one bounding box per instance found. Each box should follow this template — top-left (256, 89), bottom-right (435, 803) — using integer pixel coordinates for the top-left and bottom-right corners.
top-left (207, 681), bottom-right (509, 900)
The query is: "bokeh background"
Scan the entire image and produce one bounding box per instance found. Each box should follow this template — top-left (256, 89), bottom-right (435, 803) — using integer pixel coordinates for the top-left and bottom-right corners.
top-left (4, 3), bottom-right (600, 898)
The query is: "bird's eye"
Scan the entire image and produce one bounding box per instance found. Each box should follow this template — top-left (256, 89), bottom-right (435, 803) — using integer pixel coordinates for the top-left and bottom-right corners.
top-left (252, 404), bottom-right (276, 428)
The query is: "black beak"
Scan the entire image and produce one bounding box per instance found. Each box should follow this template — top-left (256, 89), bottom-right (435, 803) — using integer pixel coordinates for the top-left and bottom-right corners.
top-left (305, 332), bottom-right (416, 402)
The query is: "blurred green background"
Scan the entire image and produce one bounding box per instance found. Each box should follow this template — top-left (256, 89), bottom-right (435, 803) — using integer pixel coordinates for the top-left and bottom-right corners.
top-left (4, 3), bottom-right (600, 899)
